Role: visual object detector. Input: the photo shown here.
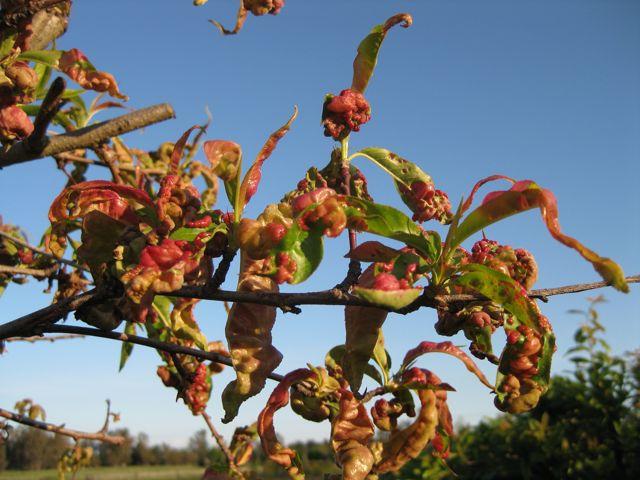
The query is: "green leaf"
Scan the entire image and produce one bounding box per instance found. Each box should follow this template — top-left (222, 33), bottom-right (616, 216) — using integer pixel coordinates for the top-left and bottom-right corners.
top-left (355, 147), bottom-right (432, 187)
top-left (271, 222), bottom-right (324, 284)
top-left (118, 322), bottom-right (137, 371)
top-left (0, 32), bottom-right (17, 58)
top-left (325, 345), bottom-right (385, 387)
top-left (351, 14), bottom-right (413, 93)
top-left (450, 180), bottom-right (628, 292)
top-left (34, 63), bottom-right (52, 99)
top-left (345, 197), bottom-right (441, 261)
top-left (352, 285), bottom-right (421, 310)
top-left (18, 50), bottom-right (63, 68)
top-left (456, 264), bottom-right (543, 333)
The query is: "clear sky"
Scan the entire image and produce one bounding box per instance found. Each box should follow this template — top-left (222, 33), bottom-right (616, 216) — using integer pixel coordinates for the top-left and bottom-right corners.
top-left (1, 0), bottom-right (639, 448)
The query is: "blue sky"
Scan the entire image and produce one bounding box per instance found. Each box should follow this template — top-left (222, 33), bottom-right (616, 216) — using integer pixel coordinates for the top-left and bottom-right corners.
top-left (1, 0), bottom-right (639, 447)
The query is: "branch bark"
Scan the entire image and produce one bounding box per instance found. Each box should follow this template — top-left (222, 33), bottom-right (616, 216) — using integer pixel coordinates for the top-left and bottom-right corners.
top-left (0, 275), bottom-right (637, 341)
top-left (0, 407), bottom-right (125, 445)
top-left (0, 103), bottom-right (175, 168)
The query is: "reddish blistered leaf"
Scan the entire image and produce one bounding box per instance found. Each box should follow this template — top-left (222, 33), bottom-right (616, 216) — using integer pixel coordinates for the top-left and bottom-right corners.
top-left (203, 139), bottom-right (242, 207)
top-left (346, 241), bottom-right (401, 263)
top-left (402, 340), bottom-right (494, 390)
top-left (460, 174), bottom-right (515, 214)
top-left (169, 125), bottom-right (202, 175)
top-left (257, 368), bottom-right (313, 480)
top-left (351, 13), bottom-right (413, 93)
top-left (374, 371), bottom-right (440, 473)
top-left (452, 179), bottom-right (629, 292)
top-left (222, 255), bottom-right (283, 423)
top-left (344, 265), bottom-right (390, 393)
top-left (59, 48), bottom-right (127, 100)
top-left (238, 106), bottom-right (298, 211)
top-left (0, 105), bottom-right (34, 141)
top-left (330, 390), bottom-right (375, 480)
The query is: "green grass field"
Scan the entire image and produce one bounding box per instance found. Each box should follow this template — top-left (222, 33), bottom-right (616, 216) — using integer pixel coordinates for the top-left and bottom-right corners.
top-left (0, 465), bottom-right (204, 480)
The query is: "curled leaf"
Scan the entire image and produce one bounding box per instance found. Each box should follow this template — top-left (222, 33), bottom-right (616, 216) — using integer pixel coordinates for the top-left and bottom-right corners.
top-left (451, 179), bottom-right (629, 292)
top-left (344, 265), bottom-right (390, 392)
top-left (238, 106), bottom-right (298, 211)
top-left (330, 390), bottom-right (375, 480)
top-left (402, 340), bottom-right (494, 390)
top-left (346, 241), bottom-right (400, 263)
top-left (204, 139), bottom-right (242, 206)
top-left (209, 4), bottom-right (249, 36)
top-left (352, 13), bottom-right (413, 93)
top-left (374, 377), bottom-right (439, 473)
top-left (59, 48), bottom-right (127, 100)
top-left (222, 255), bottom-right (283, 423)
top-left (257, 369), bottom-right (313, 479)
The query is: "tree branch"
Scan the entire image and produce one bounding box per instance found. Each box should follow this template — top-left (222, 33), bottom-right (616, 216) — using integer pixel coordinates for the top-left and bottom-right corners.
top-left (0, 263), bottom-right (57, 277)
top-left (0, 406), bottom-right (125, 445)
top-left (3, 332), bottom-right (83, 343)
top-left (0, 230), bottom-right (88, 272)
top-left (0, 275), bottom-right (637, 341)
top-left (0, 103), bottom-right (175, 168)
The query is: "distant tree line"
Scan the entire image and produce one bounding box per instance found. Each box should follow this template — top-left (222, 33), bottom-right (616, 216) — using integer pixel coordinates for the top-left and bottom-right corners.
top-left (0, 428), bottom-right (226, 471)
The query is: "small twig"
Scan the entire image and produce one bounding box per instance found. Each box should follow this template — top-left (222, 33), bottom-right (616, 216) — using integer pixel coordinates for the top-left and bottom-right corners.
top-left (360, 386), bottom-right (387, 404)
top-left (55, 152), bottom-right (167, 175)
top-left (0, 264), bottom-right (58, 278)
top-left (208, 248), bottom-right (237, 291)
top-left (25, 77), bottom-right (67, 154)
top-left (0, 230), bottom-right (88, 272)
top-left (0, 103), bottom-right (175, 168)
top-left (92, 144), bottom-right (123, 184)
top-left (334, 259), bottom-right (362, 292)
top-left (201, 411), bottom-right (240, 476)
top-left (4, 333), bottom-right (84, 343)
top-left (0, 407), bottom-right (125, 445)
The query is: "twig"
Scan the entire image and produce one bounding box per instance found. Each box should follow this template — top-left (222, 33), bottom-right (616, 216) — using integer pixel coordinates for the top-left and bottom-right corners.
top-left (0, 103), bottom-right (175, 168)
top-left (0, 407), bottom-right (125, 445)
top-left (25, 76), bottom-right (67, 154)
top-left (0, 288), bottom-right (100, 339)
top-left (334, 259), bottom-right (362, 292)
top-left (207, 248), bottom-right (237, 291)
top-left (55, 152), bottom-right (167, 176)
top-left (4, 333), bottom-right (84, 343)
top-left (0, 264), bottom-right (57, 278)
top-left (1, 276), bottom-right (638, 341)
top-left (92, 144), bottom-right (123, 184)
top-left (201, 411), bottom-right (240, 476)
top-left (0, 230), bottom-right (88, 272)
top-left (40, 324), bottom-right (287, 380)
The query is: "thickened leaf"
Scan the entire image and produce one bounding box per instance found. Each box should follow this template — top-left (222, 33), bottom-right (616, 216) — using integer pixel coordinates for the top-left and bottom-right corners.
top-left (456, 264), bottom-right (544, 334)
top-left (330, 390), bottom-right (375, 480)
top-left (346, 241), bottom-right (401, 262)
top-left (344, 265), bottom-right (390, 392)
top-left (238, 107), bottom-right (298, 212)
top-left (257, 369), bottom-right (313, 480)
top-left (374, 387), bottom-right (438, 473)
top-left (352, 285), bottom-right (421, 310)
top-left (222, 255), bottom-right (283, 423)
top-left (451, 180), bottom-right (628, 292)
top-left (352, 14), bottom-right (413, 93)
top-left (203, 140), bottom-right (243, 209)
top-left (345, 197), bottom-right (441, 261)
top-left (401, 340), bottom-right (493, 390)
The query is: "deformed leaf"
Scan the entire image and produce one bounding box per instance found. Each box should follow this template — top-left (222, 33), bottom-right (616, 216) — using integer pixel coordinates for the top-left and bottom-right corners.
top-left (258, 369), bottom-right (313, 480)
top-left (451, 179), bottom-right (629, 292)
top-left (352, 13), bottom-right (413, 93)
top-left (330, 390), bottom-right (375, 480)
top-left (352, 285), bottom-right (421, 310)
top-left (222, 256), bottom-right (283, 423)
top-left (238, 107), bottom-right (298, 212)
top-left (401, 340), bottom-right (494, 390)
